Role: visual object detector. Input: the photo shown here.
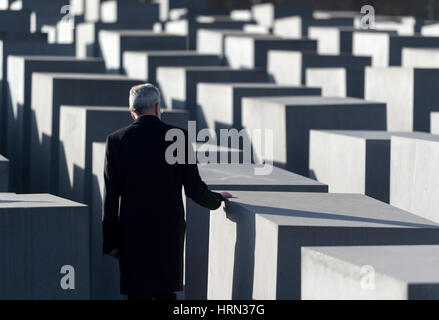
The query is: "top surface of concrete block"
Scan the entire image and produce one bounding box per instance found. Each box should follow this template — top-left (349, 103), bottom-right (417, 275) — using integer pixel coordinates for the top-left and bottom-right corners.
top-left (199, 164), bottom-right (327, 191)
top-left (311, 130), bottom-right (433, 140)
top-left (306, 245), bottom-right (439, 283)
top-left (0, 193), bottom-right (86, 209)
top-left (225, 191), bottom-right (439, 228)
top-left (243, 96), bottom-right (381, 106)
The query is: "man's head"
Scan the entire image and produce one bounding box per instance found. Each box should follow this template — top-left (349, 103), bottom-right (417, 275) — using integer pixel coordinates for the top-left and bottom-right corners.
top-left (129, 83), bottom-right (161, 120)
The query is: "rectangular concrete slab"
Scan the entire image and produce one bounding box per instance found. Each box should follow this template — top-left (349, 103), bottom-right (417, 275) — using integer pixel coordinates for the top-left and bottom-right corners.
top-left (390, 134), bottom-right (439, 224)
top-left (208, 191), bottom-right (439, 300)
top-left (123, 50), bottom-right (221, 83)
top-left (306, 67), bottom-right (365, 98)
top-left (302, 245), bottom-right (439, 300)
top-left (353, 32), bottom-right (439, 67)
top-left (0, 193), bottom-right (89, 299)
top-left (402, 47), bottom-right (439, 68)
top-left (242, 96), bottom-right (386, 176)
top-left (6, 56), bottom-right (105, 193)
top-left (0, 32), bottom-right (75, 153)
top-left (196, 82), bottom-right (321, 134)
top-left (156, 66), bottom-right (268, 116)
top-left (365, 67), bottom-right (439, 131)
top-left (100, 1), bottom-right (159, 24)
top-left (30, 73), bottom-right (143, 194)
top-left (431, 112), bottom-right (439, 134)
top-left (185, 163), bottom-right (327, 300)
top-left (251, 3), bottom-right (313, 27)
top-left (268, 50), bottom-right (371, 85)
top-left (224, 34), bottom-right (317, 69)
top-left (58, 106), bottom-right (133, 205)
top-left (309, 130), bottom-right (432, 203)
top-left (98, 30), bottom-right (187, 72)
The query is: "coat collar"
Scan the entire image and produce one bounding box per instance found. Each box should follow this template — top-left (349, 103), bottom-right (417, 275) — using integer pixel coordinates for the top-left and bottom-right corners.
top-left (133, 114), bottom-right (162, 125)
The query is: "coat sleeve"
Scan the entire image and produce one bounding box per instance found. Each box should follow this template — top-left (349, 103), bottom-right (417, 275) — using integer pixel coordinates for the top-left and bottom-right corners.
top-left (102, 135), bottom-right (121, 255)
top-left (181, 140), bottom-right (225, 210)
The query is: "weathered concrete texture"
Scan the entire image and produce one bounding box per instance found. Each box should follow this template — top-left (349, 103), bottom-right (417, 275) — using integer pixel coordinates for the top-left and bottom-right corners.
top-left (185, 164), bottom-right (327, 300)
top-left (390, 134), bottom-right (439, 224)
top-left (242, 96), bottom-right (386, 176)
top-left (166, 16), bottom-right (249, 50)
top-left (251, 3), bottom-right (313, 27)
top-left (58, 106), bottom-right (132, 205)
top-left (30, 73), bottom-right (142, 194)
top-left (302, 245), bottom-right (439, 300)
top-left (0, 193), bottom-right (89, 300)
top-left (208, 191), bottom-right (439, 300)
top-left (268, 50), bottom-right (371, 85)
top-left (156, 66), bottom-right (268, 115)
top-left (431, 112), bottom-right (439, 134)
top-left (365, 67), bottom-right (439, 132)
top-left (306, 67), bottom-right (365, 98)
top-left (274, 16), bottom-right (353, 39)
top-left (224, 35), bottom-right (316, 69)
top-left (402, 48), bottom-right (439, 68)
top-left (309, 130), bottom-right (431, 203)
top-left (6, 56), bottom-right (105, 193)
top-left (75, 21), bottom-right (156, 58)
top-left (353, 32), bottom-right (439, 67)
top-left (99, 30), bottom-right (187, 72)
top-left (0, 33), bottom-right (75, 154)
top-left (196, 82), bottom-right (321, 134)
top-left (0, 154), bottom-right (9, 191)
top-left (123, 50), bottom-right (221, 83)
top-left (100, 1), bottom-right (159, 24)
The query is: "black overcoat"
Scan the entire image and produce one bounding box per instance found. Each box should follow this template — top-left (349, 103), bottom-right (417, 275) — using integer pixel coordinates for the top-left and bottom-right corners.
top-left (102, 115), bottom-right (223, 295)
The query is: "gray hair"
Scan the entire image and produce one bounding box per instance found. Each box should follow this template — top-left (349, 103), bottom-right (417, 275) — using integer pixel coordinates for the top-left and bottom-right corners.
top-left (129, 83), bottom-right (161, 115)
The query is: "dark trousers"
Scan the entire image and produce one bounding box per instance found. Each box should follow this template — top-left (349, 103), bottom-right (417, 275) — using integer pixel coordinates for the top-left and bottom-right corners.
top-left (127, 292), bottom-right (177, 301)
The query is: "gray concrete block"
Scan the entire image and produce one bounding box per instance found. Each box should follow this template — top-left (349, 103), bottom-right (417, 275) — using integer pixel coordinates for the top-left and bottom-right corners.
top-left (365, 67), bottom-right (439, 131)
top-left (6, 56), bottom-right (105, 193)
top-left (155, 0), bottom-right (208, 21)
top-left (268, 50), bottom-right (371, 85)
top-left (309, 130), bottom-right (431, 203)
top-left (29, 73), bottom-right (142, 194)
top-left (431, 112), bottom-right (439, 134)
top-left (402, 47), bottom-right (439, 67)
top-left (308, 26), bottom-right (357, 55)
top-left (196, 82), bottom-right (321, 134)
top-left (0, 154), bottom-right (9, 192)
top-left (242, 96), bottom-right (386, 176)
top-left (208, 191), bottom-right (439, 300)
top-left (0, 33), bottom-right (75, 154)
top-left (75, 21), bottom-right (156, 58)
top-left (251, 3), bottom-right (313, 27)
top-left (302, 245), bottom-right (439, 300)
top-left (185, 164), bottom-right (327, 300)
top-left (353, 32), bottom-right (439, 67)
top-left (0, 193), bottom-right (89, 299)
top-left (274, 16), bottom-right (353, 39)
top-left (390, 134), bottom-right (439, 224)
top-left (156, 66), bottom-right (268, 116)
top-left (225, 35), bottom-right (317, 69)
top-left (101, 1), bottom-right (159, 24)
top-left (306, 67), bottom-right (365, 98)
top-left (98, 30), bottom-right (187, 72)
top-left (58, 106), bottom-right (132, 205)
top-left (166, 16), bottom-right (249, 50)
top-left (196, 29), bottom-right (251, 57)
top-left (123, 50), bottom-right (221, 83)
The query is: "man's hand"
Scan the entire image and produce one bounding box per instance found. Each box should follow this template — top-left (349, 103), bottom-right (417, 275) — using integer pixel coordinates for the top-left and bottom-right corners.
top-left (109, 248), bottom-right (119, 259)
top-left (220, 192), bottom-right (233, 199)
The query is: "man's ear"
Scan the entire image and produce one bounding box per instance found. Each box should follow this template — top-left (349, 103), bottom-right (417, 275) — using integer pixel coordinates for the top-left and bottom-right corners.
top-left (155, 103), bottom-right (160, 117)
top-left (130, 111), bottom-right (136, 120)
